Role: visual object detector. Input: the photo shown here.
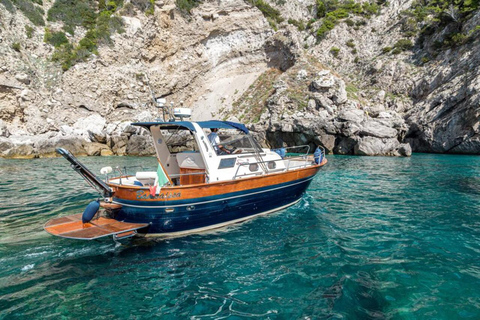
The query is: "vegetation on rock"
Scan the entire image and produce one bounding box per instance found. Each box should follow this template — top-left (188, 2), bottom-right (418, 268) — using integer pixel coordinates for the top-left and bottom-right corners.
top-left (392, 39), bottom-right (414, 54)
top-left (0, 0), bottom-right (15, 13)
top-left (288, 18), bottom-right (305, 31)
top-left (315, 0), bottom-right (385, 39)
top-left (45, 0), bottom-right (125, 70)
top-left (25, 25), bottom-right (34, 38)
top-left (382, 46), bottom-right (392, 53)
top-left (247, 0), bottom-right (284, 30)
top-left (231, 69), bottom-right (281, 123)
top-left (9, 0), bottom-right (45, 26)
top-left (176, 0), bottom-right (200, 14)
top-left (11, 42), bottom-right (21, 51)
top-left (44, 28), bottom-right (68, 47)
top-left (402, 0), bottom-right (480, 49)
top-left (330, 46), bottom-right (340, 57)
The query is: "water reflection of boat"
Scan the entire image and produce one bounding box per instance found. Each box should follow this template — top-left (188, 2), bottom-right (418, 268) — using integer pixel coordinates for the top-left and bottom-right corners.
top-left (44, 120), bottom-right (327, 241)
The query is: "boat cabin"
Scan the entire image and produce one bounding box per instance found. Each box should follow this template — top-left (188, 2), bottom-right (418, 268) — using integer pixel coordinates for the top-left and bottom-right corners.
top-left (107, 120), bottom-right (316, 188)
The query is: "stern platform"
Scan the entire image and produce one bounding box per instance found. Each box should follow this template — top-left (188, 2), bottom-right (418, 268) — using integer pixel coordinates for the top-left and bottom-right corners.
top-left (44, 213), bottom-right (149, 240)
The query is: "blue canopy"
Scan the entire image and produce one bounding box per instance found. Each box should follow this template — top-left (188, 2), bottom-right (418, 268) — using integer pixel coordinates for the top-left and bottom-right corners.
top-left (132, 121), bottom-right (196, 132)
top-left (132, 120), bottom-right (249, 134)
top-left (197, 120), bottom-right (249, 134)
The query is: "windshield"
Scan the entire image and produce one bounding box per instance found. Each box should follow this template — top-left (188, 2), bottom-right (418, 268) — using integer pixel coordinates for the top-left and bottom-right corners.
top-left (162, 130), bottom-right (199, 153)
top-left (204, 129), bottom-right (260, 153)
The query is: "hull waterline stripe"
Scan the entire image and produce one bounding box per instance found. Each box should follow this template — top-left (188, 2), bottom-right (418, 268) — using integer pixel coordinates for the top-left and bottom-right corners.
top-left (113, 176), bottom-right (314, 209)
top-left (142, 199), bottom-right (302, 238)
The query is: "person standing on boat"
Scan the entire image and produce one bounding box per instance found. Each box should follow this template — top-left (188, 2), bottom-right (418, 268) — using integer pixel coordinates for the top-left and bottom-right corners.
top-left (208, 128), bottom-right (231, 155)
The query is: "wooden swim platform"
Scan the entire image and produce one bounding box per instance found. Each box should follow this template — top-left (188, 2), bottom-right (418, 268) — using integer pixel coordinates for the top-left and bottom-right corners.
top-left (44, 213), bottom-right (149, 240)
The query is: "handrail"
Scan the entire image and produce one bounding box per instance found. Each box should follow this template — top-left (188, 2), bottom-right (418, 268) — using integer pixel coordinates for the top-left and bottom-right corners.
top-left (233, 155), bottom-right (308, 180)
top-left (106, 146), bottom-right (326, 185)
top-left (108, 171), bottom-right (208, 187)
top-left (232, 145), bottom-right (325, 180)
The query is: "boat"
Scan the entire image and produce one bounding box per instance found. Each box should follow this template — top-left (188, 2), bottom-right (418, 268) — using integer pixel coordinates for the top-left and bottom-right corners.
top-left (44, 119), bottom-right (327, 241)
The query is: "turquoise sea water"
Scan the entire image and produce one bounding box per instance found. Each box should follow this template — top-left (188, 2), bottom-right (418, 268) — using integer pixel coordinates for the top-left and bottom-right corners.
top-left (0, 154), bottom-right (479, 319)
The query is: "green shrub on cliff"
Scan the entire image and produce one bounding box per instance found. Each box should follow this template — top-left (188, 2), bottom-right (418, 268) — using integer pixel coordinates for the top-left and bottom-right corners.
top-left (51, 43), bottom-right (74, 70)
top-left (176, 0), bottom-right (200, 14)
top-left (45, 0), bottom-right (125, 70)
top-left (47, 0), bottom-right (96, 33)
top-left (25, 25), bottom-right (34, 38)
top-left (315, 0), bottom-right (384, 40)
top-left (316, 15), bottom-right (336, 38)
top-left (288, 18), bottom-right (306, 31)
top-left (247, 0), bottom-right (284, 28)
top-left (96, 11), bottom-right (125, 44)
top-left (402, 0), bottom-right (480, 48)
top-left (44, 29), bottom-right (68, 47)
top-left (344, 18), bottom-right (354, 26)
top-left (394, 39), bottom-right (414, 51)
top-left (316, 0), bottom-right (326, 18)
top-left (1, 0), bottom-right (15, 13)
top-left (11, 0), bottom-right (45, 26)
top-left (231, 69), bottom-right (281, 123)
top-left (11, 42), bottom-right (21, 52)
top-left (330, 46), bottom-right (340, 57)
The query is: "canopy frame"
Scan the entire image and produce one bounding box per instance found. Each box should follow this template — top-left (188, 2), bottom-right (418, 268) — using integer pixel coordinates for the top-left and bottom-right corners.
top-left (132, 120), bottom-right (249, 134)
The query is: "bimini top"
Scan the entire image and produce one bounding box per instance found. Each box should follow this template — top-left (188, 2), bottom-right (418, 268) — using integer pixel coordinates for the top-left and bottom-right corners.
top-left (132, 120), bottom-right (249, 134)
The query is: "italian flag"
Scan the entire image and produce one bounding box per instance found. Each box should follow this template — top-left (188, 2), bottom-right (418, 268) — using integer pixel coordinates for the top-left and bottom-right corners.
top-left (151, 163), bottom-right (170, 196)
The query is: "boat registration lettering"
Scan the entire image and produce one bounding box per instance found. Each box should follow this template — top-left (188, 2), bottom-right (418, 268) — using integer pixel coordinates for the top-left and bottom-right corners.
top-left (136, 190), bottom-right (182, 200)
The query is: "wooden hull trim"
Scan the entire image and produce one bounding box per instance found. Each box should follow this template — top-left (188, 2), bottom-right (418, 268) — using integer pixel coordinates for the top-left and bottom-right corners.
top-left (109, 161), bottom-right (325, 192)
top-left (141, 198), bottom-right (301, 238)
top-left (113, 175), bottom-right (314, 235)
top-left (112, 176), bottom-right (315, 209)
top-left (110, 163), bottom-right (323, 203)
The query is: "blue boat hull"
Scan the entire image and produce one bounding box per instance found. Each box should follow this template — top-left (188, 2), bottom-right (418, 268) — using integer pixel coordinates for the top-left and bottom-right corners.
top-left (112, 176), bottom-right (315, 236)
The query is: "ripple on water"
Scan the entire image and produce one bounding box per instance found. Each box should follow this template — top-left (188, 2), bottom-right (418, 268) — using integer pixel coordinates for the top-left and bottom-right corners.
top-left (0, 154), bottom-right (480, 319)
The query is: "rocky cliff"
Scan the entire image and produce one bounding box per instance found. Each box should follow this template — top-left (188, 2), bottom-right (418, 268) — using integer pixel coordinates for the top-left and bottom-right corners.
top-left (0, 0), bottom-right (478, 158)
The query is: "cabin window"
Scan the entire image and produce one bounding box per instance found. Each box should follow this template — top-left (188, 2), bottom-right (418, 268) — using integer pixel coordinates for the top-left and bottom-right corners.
top-left (249, 163), bottom-right (259, 172)
top-left (219, 158), bottom-right (236, 169)
top-left (267, 161), bottom-right (276, 169)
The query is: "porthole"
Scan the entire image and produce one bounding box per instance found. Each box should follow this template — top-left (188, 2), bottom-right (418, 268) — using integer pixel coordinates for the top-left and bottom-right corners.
top-left (249, 163), bottom-right (259, 172)
top-left (267, 161), bottom-right (276, 169)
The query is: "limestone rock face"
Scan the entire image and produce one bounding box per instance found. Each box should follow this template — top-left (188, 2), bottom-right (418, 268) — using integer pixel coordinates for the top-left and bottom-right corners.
top-left (84, 142), bottom-right (112, 156)
top-left (0, 120), bottom-right (10, 138)
top-left (0, 0), bottom-right (273, 157)
top-left (73, 114), bottom-right (107, 142)
top-left (0, 0), bottom-right (478, 157)
top-left (405, 48), bottom-right (480, 154)
top-left (0, 138), bottom-right (14, 154)
top-left (354, 137), bottom-right (400, 156)
top-left (126, 135), bottom-right (155, 156)
top-left (338, 109), bottom-right (364, 123)
top-left (359, 120), bottom-right (398, 139)
top-left (398, 143), bottom-right (412, 157)
top-left (34, 136), bottom-right (87, 157)
top-left (232, 56), bottom-right (411, 156)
